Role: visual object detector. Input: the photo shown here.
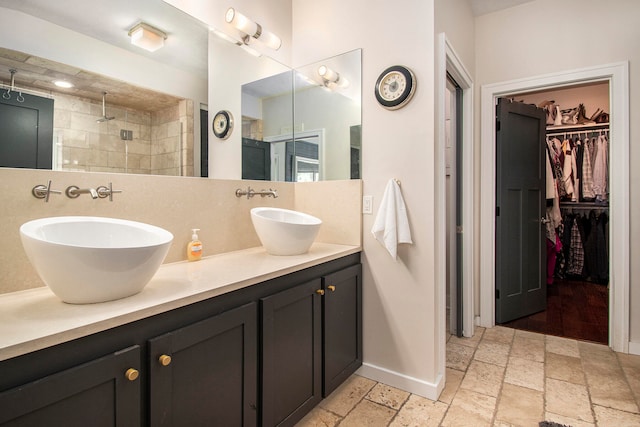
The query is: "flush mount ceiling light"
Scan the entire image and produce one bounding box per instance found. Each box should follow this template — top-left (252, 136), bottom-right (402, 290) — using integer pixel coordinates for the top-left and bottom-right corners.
top-left (128, 22), bottom-right (167, 52)
top-left (225, 7), bottom-right (282, 51)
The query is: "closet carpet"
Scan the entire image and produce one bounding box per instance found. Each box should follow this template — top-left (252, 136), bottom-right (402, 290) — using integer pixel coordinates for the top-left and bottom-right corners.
top-left (501, 278), bottom-right (608, 344)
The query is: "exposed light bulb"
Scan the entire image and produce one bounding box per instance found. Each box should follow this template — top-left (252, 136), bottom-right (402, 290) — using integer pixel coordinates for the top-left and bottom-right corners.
top-left (225, 8), bottom-right (281, 50)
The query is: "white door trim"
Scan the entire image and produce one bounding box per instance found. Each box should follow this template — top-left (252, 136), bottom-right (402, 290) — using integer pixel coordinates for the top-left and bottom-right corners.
top-left (479, 62), bottom-right (630, 352)
top-left (436, 33), bottom-right (475, 341)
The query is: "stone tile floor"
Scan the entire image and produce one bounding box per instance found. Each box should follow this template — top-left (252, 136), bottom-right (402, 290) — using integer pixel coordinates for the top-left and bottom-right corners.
top-left (296, 326), bottom-right (640, 426)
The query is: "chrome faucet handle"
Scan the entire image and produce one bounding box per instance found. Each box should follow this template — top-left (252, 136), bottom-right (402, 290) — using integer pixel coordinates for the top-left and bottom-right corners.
top-left (235, 186), bottom-right (255, 199)
top-left (96, 182), bottom-right (123, 201)
top-left (32, 180), bottom-right (61, 202)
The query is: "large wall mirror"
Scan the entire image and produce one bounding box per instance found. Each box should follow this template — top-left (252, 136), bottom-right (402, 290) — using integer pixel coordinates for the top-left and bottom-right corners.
top-left (240, 49), bottom-right (361, 182)
top-left (0, 0), bottom-right (209, 177)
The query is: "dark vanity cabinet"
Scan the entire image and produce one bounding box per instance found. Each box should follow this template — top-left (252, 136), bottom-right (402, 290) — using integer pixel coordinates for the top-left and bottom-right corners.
top-left (261, 263), bottom-right (362, 427)
top-left (0, 345), bottom-right (141, 426)
top-left (148, 302), bottom-right (258, 427)
top-left (322, 264), bottom-right (363, 397)
top-left (0, 253), bottom-right (361, 427)
top-left (261, 279), bottom-right (323, 427)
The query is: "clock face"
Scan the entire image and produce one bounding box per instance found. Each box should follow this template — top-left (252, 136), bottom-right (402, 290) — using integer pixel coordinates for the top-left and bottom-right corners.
top-left (374, 66), bottom-right (416, 110)
top-left (378, 71), bottom-right (407, 102)
top-left (212, 110), bottom-right (233, 139)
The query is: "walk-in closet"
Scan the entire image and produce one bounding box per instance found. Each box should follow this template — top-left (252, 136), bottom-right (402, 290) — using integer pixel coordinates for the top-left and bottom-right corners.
top-left (502, 81), bottom-right (610, 344)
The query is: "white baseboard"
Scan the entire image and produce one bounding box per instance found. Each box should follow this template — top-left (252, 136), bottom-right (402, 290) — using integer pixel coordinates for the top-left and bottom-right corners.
top-left (356, 363), bottom-right (444, 401)
top-left (628, 341), bottom-right (640, 355)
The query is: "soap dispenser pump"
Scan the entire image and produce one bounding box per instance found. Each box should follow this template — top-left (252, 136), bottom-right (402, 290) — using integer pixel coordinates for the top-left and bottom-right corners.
top-left (187, 228), bottom-right (202, 261)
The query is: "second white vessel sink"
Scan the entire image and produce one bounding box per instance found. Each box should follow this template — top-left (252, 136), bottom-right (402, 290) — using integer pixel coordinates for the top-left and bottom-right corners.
top-left (20, 216), bottom-right (173, 304)
top-left (250, 207), bottom-right (322, 256)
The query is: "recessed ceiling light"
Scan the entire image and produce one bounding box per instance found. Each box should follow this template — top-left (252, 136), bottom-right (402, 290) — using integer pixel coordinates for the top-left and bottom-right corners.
top-left (54, 80), bottom-right (74, 88)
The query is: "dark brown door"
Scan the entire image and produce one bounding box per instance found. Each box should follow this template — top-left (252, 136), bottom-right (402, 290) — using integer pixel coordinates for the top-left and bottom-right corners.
top-left (495, 97), bottom-right (547, 323)
top-left (0, 93), bottom-right (53, 169)
top-left (242, 137), bottom-right (271, 180)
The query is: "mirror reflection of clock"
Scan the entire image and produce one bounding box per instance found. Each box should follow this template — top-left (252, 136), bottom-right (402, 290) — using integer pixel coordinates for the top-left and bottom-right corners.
top-left (212, 110), bottom-right (233, 139)
top-left (215, 116), bottom-right (226, 132)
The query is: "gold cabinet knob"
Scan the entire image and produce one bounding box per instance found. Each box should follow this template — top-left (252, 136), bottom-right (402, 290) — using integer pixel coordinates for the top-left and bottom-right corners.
top-left (316, 289), bottom-right (325, 296)
top-left (327, 285), bottom-right (336, 292)
top-left (125, 368), bottom-right (139, 381)
top-left (158, 354), bottom-right (172, 366)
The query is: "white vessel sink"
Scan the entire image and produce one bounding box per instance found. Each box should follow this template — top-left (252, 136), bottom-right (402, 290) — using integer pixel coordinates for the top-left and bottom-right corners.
top-left (20, 216), bottom-right (173, 304)
top-left (250, 207), bottom-right (321, 256)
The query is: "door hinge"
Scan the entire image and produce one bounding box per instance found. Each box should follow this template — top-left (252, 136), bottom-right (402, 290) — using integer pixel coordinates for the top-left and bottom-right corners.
top-left (495, 206), bottom-right (500, 216)
top-left (496, 120), bottom-right (501, 131)
top-left (495, 289), bottom-right (500, 299)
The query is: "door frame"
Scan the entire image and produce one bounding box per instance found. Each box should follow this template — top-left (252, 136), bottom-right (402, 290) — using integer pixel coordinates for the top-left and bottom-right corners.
top-left (436, 33), bottom-right (475, 341)
top-left (479, 62), bottom-right (630, 352)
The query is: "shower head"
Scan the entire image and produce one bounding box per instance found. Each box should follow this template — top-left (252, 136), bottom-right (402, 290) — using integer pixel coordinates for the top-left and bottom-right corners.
top-left (97, 91), bottom-right (115, 122)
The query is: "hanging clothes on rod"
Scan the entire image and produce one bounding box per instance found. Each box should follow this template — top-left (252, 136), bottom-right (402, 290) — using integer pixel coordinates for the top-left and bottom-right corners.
top-left (554, 209), bottom-right (609, 284)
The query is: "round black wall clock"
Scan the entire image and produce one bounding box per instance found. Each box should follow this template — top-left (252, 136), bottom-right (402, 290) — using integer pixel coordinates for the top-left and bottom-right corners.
top-left (374, 65), bottom-right (417, 110)
top-left (212, 110), bottom-right (234, 139)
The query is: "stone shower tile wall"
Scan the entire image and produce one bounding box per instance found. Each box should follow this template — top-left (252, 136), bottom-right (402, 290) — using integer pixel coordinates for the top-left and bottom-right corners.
top-left (150, 99), bottom-right (194, 176)
top-left (53, 93), bottom-right (153, 174)
top-left (52, 94), bottom-right (194, 176)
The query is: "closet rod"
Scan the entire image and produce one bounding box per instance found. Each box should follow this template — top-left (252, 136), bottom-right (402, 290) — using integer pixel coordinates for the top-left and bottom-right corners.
top-left (560, 202), bottom-right (609, 210)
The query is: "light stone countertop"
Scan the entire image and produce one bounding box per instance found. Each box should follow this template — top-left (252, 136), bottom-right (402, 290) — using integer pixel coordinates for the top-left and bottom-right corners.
top-left (0, 243), bottom-right (360, 362)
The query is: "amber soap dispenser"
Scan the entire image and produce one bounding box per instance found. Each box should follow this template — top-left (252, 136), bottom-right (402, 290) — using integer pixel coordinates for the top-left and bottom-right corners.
top-left (187, 228), bottom-right (203, 261)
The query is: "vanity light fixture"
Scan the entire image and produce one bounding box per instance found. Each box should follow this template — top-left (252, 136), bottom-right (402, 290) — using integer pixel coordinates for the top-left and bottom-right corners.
top-left (128, 22), bottom-right (167, 52)
top-left (225, 8), bottom-right (282, 51)
top-left (318, 65), bottom-right (348, 89)
top-left (211, 28), bottom-right (262, 57)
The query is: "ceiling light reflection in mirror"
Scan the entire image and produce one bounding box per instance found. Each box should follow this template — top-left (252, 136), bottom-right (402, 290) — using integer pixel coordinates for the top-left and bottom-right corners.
top-left (239, 48), bottom-right (361, 182)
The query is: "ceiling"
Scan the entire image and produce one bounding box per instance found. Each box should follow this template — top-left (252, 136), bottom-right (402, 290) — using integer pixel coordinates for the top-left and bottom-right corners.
top-left (468, 0), bottom-right (536, 16)
top-left (0, 0), bottom-right (208, 110)
top-left (0, 0), bottom-right (535, 110)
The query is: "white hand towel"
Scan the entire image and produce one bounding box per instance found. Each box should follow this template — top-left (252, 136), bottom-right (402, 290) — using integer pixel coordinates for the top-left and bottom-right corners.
top-left (371, 179), bottom-right (413, 259)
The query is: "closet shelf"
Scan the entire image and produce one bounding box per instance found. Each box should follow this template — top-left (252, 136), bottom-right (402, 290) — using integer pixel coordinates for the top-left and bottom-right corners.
top-left (546, 122), bottom-right (609, 132)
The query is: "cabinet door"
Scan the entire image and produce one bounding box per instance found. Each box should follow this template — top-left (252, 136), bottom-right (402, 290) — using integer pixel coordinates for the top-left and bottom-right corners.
top-left (0, 345), bottom-right (140, 427)
top-left (261, 279), bottom-right (322, 427)
top-left (148, 302), bottom-right (257, 427)
top-left (323, 264), bottom-right (363, 396)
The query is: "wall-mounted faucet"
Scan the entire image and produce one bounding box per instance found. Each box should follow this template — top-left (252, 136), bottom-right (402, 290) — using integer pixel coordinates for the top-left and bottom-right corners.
top-left (65, 183), bottom-right (123, 201)
top-left (235, 186), bottom-right (278, 199)
top-left (66, 186), bottom-right (98, 199)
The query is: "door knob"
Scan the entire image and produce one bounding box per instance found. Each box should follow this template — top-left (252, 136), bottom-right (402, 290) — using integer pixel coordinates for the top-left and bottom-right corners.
top-left (327, 285), bottom-right (336, 292)
top-left (158, 354), bottom-right (172, 366)
top-left (540, 217), bottom-right (550, 224)
top-left (125, 368), bottom-right (139, 381)
top-left (316, 289), bottom-right (325, 296)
